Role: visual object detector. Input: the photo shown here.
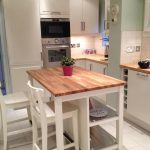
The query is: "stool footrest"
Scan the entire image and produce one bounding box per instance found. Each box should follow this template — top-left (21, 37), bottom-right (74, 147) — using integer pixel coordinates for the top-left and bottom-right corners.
top-left (7, 127), bottom-right (32, 136)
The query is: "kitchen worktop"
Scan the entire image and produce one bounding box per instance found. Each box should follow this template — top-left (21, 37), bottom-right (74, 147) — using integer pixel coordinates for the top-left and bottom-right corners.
top-left (121, 64), bottom-right (150, 74)
top-left (72, 54), bottom-right (108, 65)
top-left (27, 66), bottom-right (124, 97)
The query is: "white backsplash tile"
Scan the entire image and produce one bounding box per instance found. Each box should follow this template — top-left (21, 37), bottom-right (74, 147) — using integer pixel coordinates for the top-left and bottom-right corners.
top-left (71, 35), bottom-right (104, 56)
top-left (121, 31), bottom-right (142, 64)
top-left (141, 31), bottom-right (150, 59)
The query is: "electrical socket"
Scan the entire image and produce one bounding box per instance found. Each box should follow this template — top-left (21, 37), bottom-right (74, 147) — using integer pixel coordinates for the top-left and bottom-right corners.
top-left (126, 46), bottom-right (133, 53)
top-left (76, 43), bottom-right (80, 48)
top-left (71, 44), bottom-right (76, 48)
top-left (136, 46), bottom-right (141, 52)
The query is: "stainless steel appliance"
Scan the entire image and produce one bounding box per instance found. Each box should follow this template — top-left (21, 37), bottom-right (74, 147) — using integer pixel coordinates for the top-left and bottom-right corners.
top-left (41, 18), bottom-right (71, 68)
top-left (42, 38), bottom-right (70, 68)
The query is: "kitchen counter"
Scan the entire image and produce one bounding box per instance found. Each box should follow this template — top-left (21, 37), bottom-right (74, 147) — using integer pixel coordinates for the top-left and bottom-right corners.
top-left (121, 64), bottom-right (150, 74)
top-left (72, 54), bottom-right (108, 65)
top-left (27, 66), bottom-right (124, 96)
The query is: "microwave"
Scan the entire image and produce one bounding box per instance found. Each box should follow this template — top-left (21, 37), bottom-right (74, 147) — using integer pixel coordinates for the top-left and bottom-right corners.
top-left (40, 18), bottom-right (70, 38)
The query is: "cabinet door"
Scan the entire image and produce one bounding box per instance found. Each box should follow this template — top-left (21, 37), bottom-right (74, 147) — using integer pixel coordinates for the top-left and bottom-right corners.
top-left (83, 0), bottom-right (99, 34)
top-left (10, 66), bottom-right (41, 93)
top-left (144, 0), bottom-right (150, 31)
top-left (86, 61), bottom-right (107, 105)
top-left (93, 63), bottom-right (107, 74)
top-left (40, 0), bottom-right (69, 16)
top-left (4, 0), bottom-right (42, 65)
top-left (75, 60), bottom-right (86, 69)
top-left (70, 0), bottom-right (82, 34)
top-left (127, 70), bottom-right (150, 124)
top-left (86, 60), bottom-right (107, 74)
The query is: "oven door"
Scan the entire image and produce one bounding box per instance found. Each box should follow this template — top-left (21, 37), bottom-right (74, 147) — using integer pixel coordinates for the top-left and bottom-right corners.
top-left (40, 19), bottom-right (70, 38)
top-left (42, 45), bottom-right (70, 68)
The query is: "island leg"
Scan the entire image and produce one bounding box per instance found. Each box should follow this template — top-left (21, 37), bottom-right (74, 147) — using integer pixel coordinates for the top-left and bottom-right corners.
top-left (54, 97), bottom-right (64, 150)
top-left (116, 86), bottom-right (124, 149)
top-left (78, 97), bottom-right (90, 150)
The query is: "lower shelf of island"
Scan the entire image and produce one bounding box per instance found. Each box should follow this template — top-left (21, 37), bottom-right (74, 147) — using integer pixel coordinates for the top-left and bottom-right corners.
top-left (90, 125), bottom-right (118, 150)
top-left (89, 98), bottom-right (118, 127)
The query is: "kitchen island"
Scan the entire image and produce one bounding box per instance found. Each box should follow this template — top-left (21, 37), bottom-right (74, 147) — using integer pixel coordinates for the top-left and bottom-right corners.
top-left (27, 66), bottom-right (125, 150)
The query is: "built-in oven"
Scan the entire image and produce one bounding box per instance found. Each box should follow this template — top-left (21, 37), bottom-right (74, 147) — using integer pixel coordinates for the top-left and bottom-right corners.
top-left (42, 43), bottom-right (70, 68)
top-left (40, 18), bottom-right (71, 68)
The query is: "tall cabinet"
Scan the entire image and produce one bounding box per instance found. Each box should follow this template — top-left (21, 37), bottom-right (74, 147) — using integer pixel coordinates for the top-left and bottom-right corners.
top-left (70, 0), bottom-right (99, 34)
top-left (3, 0), bottom-right (42, 92)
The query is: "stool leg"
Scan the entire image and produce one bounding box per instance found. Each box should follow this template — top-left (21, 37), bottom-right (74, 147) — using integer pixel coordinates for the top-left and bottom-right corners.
top-left (1, 107), bottom-right (7, 150)
top-left (72, 111), bottom-right (79, 150)
top-left (32, 116), bottom-right (39, 150)
top-left (3, 126), bottom-right (7, 150)
top-left (41, 122), bottom-right (48, 150)
top-left (27, 106), bottom-right (32, 123)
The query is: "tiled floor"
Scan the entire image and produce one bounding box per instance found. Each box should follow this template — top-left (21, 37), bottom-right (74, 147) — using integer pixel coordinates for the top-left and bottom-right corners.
top-left (0, 109), bottom-right (150, 150)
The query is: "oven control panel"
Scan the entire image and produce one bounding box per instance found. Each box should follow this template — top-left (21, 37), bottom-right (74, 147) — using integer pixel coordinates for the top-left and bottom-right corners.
top-left (42, 38), bottom-right (70, 45)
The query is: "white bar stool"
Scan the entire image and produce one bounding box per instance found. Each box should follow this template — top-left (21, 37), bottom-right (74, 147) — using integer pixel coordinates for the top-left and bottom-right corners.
top-left (0, 92), bottom-right (32, 150)
top-left (27, 81), bottom-right (79, 150)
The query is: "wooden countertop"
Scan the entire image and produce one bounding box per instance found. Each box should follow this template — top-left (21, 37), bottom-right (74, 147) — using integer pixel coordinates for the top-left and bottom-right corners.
top-left (72, 55), bottom-right (108, 65)
top-left (27, 66), bottom-right (125, 97)
top-left (121, 64), bottom-right (150, 74)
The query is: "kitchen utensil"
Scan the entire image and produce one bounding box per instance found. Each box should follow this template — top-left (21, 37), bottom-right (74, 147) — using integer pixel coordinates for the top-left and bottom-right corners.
top-left (138, 60), bottom-right (150, 69)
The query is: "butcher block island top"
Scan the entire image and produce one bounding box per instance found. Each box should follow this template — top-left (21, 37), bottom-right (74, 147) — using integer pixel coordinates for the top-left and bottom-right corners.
top-left (27, 66), bottom-right (125, 97)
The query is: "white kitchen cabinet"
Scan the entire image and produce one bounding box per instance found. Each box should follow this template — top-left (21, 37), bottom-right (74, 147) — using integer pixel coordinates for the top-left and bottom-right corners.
top-left (10, 66), bottom-right (41, 93)
top-left (3, 0), bottom-right (42, 92)
top-left (85, 60), bottom-right (107, 104)
top-left (4, 0), bottom-right (42, 66)
top-left (127, 70), bottom-right (150, 125)
top-left (144, 0), bottom-right (150, 31)
top-left (75, 60), bottom-right (86, 69)
top-left (70, 0), bottom-right (99, 35)
top-left (86, 60), bottom-right (107, 74)
top-left (40, 0), bottom-right (69, 18)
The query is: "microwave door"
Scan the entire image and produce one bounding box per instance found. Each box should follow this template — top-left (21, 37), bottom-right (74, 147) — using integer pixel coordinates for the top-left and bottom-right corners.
top-left (40, 21), bottom-right (70, 38)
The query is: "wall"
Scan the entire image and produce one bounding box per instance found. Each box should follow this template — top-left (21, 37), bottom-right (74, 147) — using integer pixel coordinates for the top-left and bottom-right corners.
top-left (107, 0), bottom-right (144, 108)
top-left (141, 31), bottom-right (150, 59)
top-left (120, 31), bottom-right (142, 64)
top-left (120, 0), bottom-right (144, 64)
top-left (121, 0), bottom-right (144, 31)
top-left (106, 0), bottom-right (122, 108)
top-left (71, 35), bottom-right (104, 56)
top-left (107, 0), bottom-right (122, 79)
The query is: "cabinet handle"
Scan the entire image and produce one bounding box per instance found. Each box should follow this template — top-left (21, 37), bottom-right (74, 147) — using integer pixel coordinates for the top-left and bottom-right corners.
top-left (40, 52), bottom-right (43, 61)
top-left (104, 20), bottom-right (106, 30)
top-left (83, 22), bottom-right (85, 31)
top-left (136, 72), bottom-right (148, 77)
top-left (51, 11), bottom-right (61, 15)
top-left (90, 64), bottom-right (92, 71)
top-left (103, 67), bottom-right (106, 75)
top-left (81, 22), bottom-right (83, 31)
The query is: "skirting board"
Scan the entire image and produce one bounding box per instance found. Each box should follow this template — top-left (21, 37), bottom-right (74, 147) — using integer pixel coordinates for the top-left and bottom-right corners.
top-left (124, 110), bottom-right (150, 132)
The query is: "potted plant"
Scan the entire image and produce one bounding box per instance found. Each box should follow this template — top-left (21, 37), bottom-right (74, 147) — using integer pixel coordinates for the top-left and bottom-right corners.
top-left (61, 56), bottom-right (75, 76)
